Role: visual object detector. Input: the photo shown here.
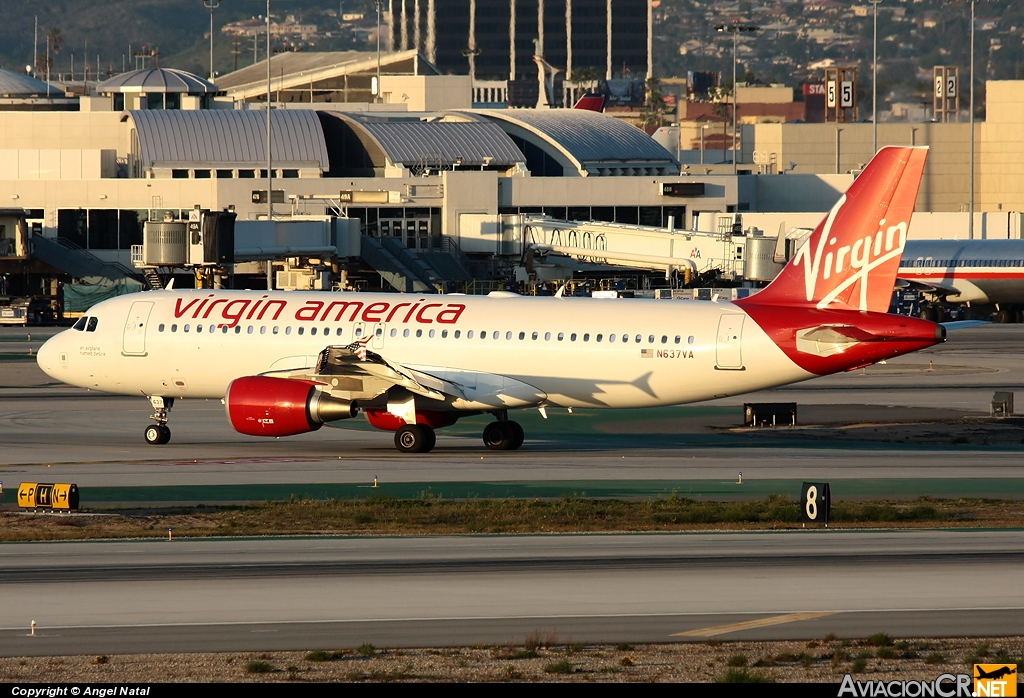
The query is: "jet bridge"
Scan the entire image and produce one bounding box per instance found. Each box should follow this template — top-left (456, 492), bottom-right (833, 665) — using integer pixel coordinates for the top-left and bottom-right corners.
top-left (517, 215), bottom-right (799, 285)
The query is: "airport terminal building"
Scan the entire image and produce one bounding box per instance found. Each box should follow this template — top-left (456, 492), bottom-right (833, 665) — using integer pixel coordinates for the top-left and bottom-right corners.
top-left (2, 63), bottom-right (1024, 316)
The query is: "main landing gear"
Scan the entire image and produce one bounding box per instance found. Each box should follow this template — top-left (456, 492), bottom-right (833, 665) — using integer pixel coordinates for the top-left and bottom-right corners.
top-left (482, 417), bottom-right (525, 451)
top-left (394, 424), bottom-right (437, 454)
top-left (145, 396), bottom-right (173, 445)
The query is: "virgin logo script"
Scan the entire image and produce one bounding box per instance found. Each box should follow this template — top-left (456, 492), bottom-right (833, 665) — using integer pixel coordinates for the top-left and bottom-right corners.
top-left (173, 295), bottom-right (467, 329)
top-left (792, 194), bottom-right (907, 311)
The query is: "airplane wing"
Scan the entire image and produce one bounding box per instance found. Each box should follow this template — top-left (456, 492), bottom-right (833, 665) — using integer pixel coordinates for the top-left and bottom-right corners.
top-left (260, 343), bottom-right (546, 410)
top-left (261, 343), bottom-right (465, 403)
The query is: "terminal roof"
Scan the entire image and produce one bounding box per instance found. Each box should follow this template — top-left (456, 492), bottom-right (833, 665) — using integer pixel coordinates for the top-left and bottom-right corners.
top-left (128, 109), bottom-right (329, 170)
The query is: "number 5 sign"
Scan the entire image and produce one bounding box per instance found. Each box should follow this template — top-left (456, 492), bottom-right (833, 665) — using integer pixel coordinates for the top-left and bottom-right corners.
top-left (800, 482), bottom-right (832, 525)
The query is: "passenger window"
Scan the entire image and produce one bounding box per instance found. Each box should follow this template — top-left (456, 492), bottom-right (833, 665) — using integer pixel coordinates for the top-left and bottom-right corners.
top-left (609, 334), bottom-right (616, 343)
top-left (442, 330), bottom-right (448, 338)
top-left (403, 329), bottom-right (410, 338)
top-left (273, 326), bottom-right (279, 335)
top-left (416, 329), bottom-right (423, 338)
top-left (298, 327), bottom-right (305, 336)
top-left (222, 326), bottom-right (229, 334)
top-left (557, 332), bottom-right (564, 341)
top-left (661, 336), bottom-right (668, 344)
top-left (468, 331), bottom-right (475, 338)
top-left (390, 328), bottom-right (397, 337)
top-left (355, 327), bottom-right (363, 337)
top-left (519, 331), bottom-right (525, 340)
top-left (260, 326), bottom-right (267, 335)
top-left (506, 331), bottom-right (512, 340)
top-left (158, 324), bottom-right (165, 332)
top-left (532, 332), bottom-right (538, 340)
top-left (247, 326), bottom-right (254, 334)
top-left (688, 335), bottom-right (695, 344)
top-left (171, 324), bottom-right (177, 332)
top-left (311, 327), bottom-right (317, 336)
top-left (429, 329), bottom-right (435, 338)
top-left (480, 330), bottom-right (486, 339)
top-left (87, 317), bottom-right (98, 332)
top-left (571, 333), bottom-right (577, 341)
top-left (648, 335), bottom-right (655, 343)
top-left (493, 331), bottom-right (499, 339)
top-left (544, 332), bottom-right (551, 341)
top-left (72, 317), bottom-right (88, 331)
top-left (285, 327), bottom-right (292, 335)
top-left (454, 330), bottom-right (461, 338)
top-left (635, 335), bottom-right (642, 343)
top-left (674, 336), bottom-right (680, 344)
top-left (336, 328), bottom-right (343, 336)
top-left (375, 328), bottom-right (382, 337)
top-left (583, 333), bottom-right (590, 342)
top-left (234, 326), bottom-right (241, 334)
top-left (596, 334), bottom-right (603, 342)
top-left (210, 325), bottom-right (216, 333)
top-left (622, 334), bottom-right (629, 343)
top-left (197, 325), bottom-right (204, 334)
top-left (184, 324), bottom-right (190, 333)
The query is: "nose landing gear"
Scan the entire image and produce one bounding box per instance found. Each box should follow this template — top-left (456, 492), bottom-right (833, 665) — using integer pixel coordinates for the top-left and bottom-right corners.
top-left (145, 396), bottom-right (173, 445)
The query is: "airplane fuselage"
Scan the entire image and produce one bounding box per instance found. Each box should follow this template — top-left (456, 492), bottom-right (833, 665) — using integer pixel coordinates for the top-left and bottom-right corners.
top-left (39, 289), bottom-right (816, 410)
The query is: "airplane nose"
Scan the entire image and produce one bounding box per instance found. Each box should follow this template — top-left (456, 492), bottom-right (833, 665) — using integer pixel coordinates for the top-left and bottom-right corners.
top-left (36, 333), bottom-right (61, 379)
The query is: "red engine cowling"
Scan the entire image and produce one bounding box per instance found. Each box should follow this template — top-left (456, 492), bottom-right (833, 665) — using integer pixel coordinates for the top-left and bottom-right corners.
top-left (225, 376), bottom-right (357, 437)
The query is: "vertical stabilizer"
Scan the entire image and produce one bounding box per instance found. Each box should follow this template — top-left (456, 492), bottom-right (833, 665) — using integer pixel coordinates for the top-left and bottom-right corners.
top-left (740, 146), bottom-right (928, 312)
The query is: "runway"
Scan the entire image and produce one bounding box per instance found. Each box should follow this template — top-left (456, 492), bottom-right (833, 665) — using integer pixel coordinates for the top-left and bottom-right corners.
top-left (1, 530), bottom-right (1022, 656)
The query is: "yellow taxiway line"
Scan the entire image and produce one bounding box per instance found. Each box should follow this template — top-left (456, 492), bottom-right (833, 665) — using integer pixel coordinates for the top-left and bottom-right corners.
top-left (671, 612), bottom-right (838, 638)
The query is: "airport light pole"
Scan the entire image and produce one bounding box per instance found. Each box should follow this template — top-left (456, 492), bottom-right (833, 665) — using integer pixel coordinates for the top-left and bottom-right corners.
top-left (205, 0), bottom-right (220, 81)
top-left (375, 0), bottom-right (383, 102)
top-left (716, 20), bottom-right (758, 175)
top-left (267, 0), bottom-right (272, 222)
top-left (700, 124), bottom-right (710, 165)
top-left (968, 0), bottom-right (975, 240)
top-left (869, 0), bottom-right (882, 154)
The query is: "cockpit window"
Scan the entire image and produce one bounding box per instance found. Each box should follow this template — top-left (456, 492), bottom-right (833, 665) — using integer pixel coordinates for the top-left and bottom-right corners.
top-left (86, 317), bottom-right (98, 332)
top-left (72, 317), bottom-right (88, 331)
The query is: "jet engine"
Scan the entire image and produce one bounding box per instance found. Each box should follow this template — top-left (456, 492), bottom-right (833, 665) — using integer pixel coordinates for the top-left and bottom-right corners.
top-left (225, 376), bottom-right (357, 437)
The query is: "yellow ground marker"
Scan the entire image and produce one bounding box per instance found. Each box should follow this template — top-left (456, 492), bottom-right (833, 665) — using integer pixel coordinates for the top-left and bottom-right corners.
top-left (671, 612), bottom-right (838, 638)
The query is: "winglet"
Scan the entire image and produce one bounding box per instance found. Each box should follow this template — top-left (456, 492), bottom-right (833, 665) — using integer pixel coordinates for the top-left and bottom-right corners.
top-left (165, 278), bottom-right (175, 291)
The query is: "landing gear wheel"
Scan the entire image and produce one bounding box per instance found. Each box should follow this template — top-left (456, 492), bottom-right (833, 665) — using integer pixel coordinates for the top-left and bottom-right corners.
top-left (144, 424), bottom-right (170, 445)
top-left (998, 308), bottom-right (1014, 324)
top-left (483, 421), bottom-right (514, 450)
top-left (507, 421), bottom-right (525, 450)
top-left (422, 427), bottom-right (437, 453)
top-left (395, 424), bottom-right (429, 453)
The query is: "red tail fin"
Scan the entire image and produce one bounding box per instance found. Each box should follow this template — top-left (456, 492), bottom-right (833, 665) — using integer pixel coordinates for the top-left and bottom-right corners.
top-left (741, 146), bottom-right (928, 312)
top-left (573, 93), bottom-right (606, 112)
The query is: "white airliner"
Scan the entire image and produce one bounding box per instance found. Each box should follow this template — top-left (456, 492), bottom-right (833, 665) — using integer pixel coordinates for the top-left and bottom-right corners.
top-left (37, 146), bottom-right (944, 453)
top-left (899, 239), bottom-right (1024, 323)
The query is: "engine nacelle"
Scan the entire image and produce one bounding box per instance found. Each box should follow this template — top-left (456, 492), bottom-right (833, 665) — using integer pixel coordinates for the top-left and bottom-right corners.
top-left (225, 376), bottom-right (357, 437)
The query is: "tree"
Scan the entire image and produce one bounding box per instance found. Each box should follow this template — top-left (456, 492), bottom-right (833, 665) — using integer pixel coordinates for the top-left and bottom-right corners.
top-left (48, 27), bottom-right (63, 55)
top-left (570, 65), bottom-right (601, 89)
top-left (641, 76), bottom-right (669, 130)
